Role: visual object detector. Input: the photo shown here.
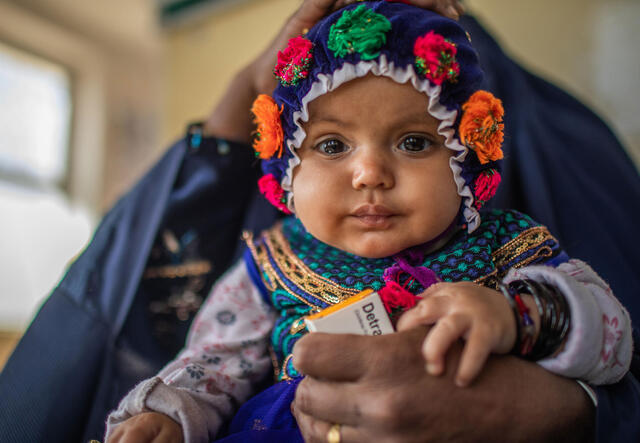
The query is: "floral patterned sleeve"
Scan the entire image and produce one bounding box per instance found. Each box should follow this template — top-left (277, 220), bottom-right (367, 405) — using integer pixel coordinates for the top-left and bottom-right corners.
top-left (104, 260), bottom-right (276, 443)
top-left (504, 259), bottom-right (632, 386)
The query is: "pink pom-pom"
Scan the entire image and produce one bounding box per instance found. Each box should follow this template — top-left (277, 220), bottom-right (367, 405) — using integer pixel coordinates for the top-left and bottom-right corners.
top-left (274, 36), bottom-right (314, 86)
top-left (413, 30), bottom-right (459, 85)
top-left (258, 174), bottom-right (292, 214)
top-left (473, 169), bottom-right (501, 208)
top-left (378, 281), bottom-right (420, 315)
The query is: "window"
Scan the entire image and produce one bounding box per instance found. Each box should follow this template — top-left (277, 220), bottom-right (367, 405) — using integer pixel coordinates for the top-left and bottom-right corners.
top-left (0, 41), bottom-right (72, 188)
top-left (0, 41), bottom-right (92, 331)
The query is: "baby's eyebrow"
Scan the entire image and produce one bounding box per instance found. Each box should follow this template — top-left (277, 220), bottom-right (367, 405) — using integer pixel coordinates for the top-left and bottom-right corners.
top-left (305, 114), bottom-right (352, 127)
top-left (308, 112), bottom-right (434, 125)
top-left (393, 109), bottom-right (435, 124)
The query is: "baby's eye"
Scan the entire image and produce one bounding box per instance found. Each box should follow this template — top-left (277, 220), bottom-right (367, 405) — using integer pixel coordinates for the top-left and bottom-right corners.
top-left (315, 139), bottom-right (348, 155)
top-left (398, 135), bottom-right (432, 153)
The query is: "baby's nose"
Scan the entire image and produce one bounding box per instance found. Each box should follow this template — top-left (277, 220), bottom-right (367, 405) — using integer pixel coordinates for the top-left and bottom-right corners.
top-left (351, 153), bottom-right (394, 190)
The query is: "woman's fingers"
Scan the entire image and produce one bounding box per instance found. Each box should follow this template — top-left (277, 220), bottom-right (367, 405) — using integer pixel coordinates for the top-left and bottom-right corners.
top-left (409, 0), bottom-right (465, 20)
top-left (292, 404), bottom-right (362, 443)
top-left (293, 332), bottom-right (374, 381)
top-left (452, 0), bottom-right (466, 16)
top-left (294, 377), bottom-right (363, 425)
top-left (288, 0), bottom-right (339, 32)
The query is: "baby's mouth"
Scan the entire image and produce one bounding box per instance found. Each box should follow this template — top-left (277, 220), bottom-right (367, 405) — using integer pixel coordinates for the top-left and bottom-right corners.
top-left (351, 205), bottom-right (396, 227)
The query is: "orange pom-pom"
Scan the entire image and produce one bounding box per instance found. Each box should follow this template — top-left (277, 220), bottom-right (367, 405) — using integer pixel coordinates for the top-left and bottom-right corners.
top-left (251, 94), bottom-right (284, 159)
top-left (459, 90), bottom-right (504, 164)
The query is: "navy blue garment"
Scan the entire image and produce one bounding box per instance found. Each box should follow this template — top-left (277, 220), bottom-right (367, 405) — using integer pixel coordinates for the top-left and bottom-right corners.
top-left (461, 15), bottom-right (640, 319)
top-left (0, 136), bottom-right (277, 443)
top-left (0, 13), bottom-right (639, 443)
top-left (462, 15), bottom-right (640, 441)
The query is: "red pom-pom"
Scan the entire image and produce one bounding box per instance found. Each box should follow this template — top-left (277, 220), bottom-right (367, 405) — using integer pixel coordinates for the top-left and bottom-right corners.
top-left (378, 281), bottom-right (420, 315)
top-left (473, 169), bottom-right (501, 209)
top-left (274, 36), bottom-right (314, 86)
top-left (413, 31), bottom-right (459, 85)
top-left (258, 174), bottom-right (292, 214)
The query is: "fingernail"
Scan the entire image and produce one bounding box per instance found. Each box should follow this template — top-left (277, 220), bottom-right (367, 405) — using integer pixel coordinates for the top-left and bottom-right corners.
top-left (425, 362), bottom-right (440, 375)
top-left (447, 6), bottom-right (460, 19)
top-left (455, 377), bottom-right (468, 388)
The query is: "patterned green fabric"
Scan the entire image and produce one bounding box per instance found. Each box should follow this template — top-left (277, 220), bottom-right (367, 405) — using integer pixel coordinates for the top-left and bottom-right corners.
top-left (245, 209), bottom-right (563, 380)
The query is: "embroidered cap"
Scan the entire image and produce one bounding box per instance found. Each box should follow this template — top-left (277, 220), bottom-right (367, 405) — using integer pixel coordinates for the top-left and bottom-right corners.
top-left (254, 1), bottom-right (504, 232)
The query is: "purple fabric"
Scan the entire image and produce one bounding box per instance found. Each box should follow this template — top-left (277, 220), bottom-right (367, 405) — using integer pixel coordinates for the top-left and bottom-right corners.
top-left (384, 254), bottom-right (441, 289)
top-left (215, 378), bottom-right (303, 442)
top-left (382, 219), bottom-right (456, 288)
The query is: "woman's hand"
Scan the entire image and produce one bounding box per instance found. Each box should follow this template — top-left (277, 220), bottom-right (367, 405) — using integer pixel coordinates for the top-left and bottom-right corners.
top-left (248, 0), bottom-right (465, 96)
top-left (247, 0), bottom-right (465, 95)
top-left (397, 281), bottom-right (520, 387)
top-left (204, 0), bottom-right (465, 142)
top-left (291, 329), bottom-right (594, 442)
top-left (204, 0), bottom-right (347, 142)
top-left (106, 412), bottom-right (183, 443)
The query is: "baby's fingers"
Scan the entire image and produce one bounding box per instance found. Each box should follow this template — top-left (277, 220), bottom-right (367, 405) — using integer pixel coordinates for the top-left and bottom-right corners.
top-left (422, 314), bottom-right (469, 376)
top-left (455, 326), bottom-right (493, 388)
top-left (396, 295), bottom-right (450, 331)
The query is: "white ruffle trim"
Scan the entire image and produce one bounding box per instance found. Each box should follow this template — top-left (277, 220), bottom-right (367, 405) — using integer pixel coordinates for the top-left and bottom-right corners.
top-left (280, 54), bottom-right (480, 232)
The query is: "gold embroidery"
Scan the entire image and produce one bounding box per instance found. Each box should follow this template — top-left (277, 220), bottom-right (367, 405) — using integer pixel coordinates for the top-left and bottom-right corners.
top-left (289, 316), bottom-right (309, 335)
top-left (244, 231), bottom-right (279, 292)
top-left (492, 226), bottom-right (556, 271)
top-left (143, 260), bottom-right (211, 279)
top-left (281, 354), bottom-right (295, 380)
top-left (474, 268), bottom-right (500, 289)
top-left (244, 225), bottom-right (359, 308)
top-left (268, 345), bottom-right (280, 380)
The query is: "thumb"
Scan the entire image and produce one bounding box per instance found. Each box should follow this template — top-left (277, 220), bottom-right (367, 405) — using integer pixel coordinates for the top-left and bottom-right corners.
top-left (293, 332), bottom-right (374, 381)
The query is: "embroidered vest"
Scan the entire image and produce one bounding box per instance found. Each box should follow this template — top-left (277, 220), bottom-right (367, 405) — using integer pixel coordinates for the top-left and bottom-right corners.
top-left (244, 209), bottom-right (562, 380)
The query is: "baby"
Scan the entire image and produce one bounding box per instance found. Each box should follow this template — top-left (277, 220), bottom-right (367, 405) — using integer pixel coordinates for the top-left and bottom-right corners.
top-left (106, 2), bottom-right (632, 442)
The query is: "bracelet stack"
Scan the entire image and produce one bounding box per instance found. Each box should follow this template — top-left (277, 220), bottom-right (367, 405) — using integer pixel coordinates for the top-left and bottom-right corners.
top-left (499, 279), bottom-right (571, 361)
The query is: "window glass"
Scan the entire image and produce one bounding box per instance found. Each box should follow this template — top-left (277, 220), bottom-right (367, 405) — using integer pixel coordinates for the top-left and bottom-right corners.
top-left (0, 41), bottom-right (72, 185)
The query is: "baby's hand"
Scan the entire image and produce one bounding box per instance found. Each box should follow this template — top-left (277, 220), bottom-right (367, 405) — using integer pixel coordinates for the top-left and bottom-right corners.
top-left (396, 282), bottom-right (516, 387)
top-left (106, 412), bottom-right (183, 443)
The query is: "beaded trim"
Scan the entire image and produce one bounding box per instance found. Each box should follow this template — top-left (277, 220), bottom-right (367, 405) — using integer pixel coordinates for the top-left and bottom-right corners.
top-left (280, 354), bottom-right (295, 381)
top-left (474, 268), bottom-right (499, 289)
top-left (268, 345), bottom-right (281, 380)
top-left (244, 228), bottom-right (359, 308)
top-left (492, 226), bottom-right (557, 272)
top-left (143, 260), bottom-right (211, 279)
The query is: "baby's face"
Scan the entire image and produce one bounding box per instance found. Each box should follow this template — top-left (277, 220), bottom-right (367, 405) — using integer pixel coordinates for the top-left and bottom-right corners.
top-left (292, 74), bottom-right (461, 258)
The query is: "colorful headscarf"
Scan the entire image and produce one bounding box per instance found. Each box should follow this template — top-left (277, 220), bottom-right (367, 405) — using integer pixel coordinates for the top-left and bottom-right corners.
top-left (252, 1), bottom-right (504, 232)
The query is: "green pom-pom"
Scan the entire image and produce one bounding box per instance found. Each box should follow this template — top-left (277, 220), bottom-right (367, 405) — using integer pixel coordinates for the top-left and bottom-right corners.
top-left (328, 5), bottom-right (391, 61)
